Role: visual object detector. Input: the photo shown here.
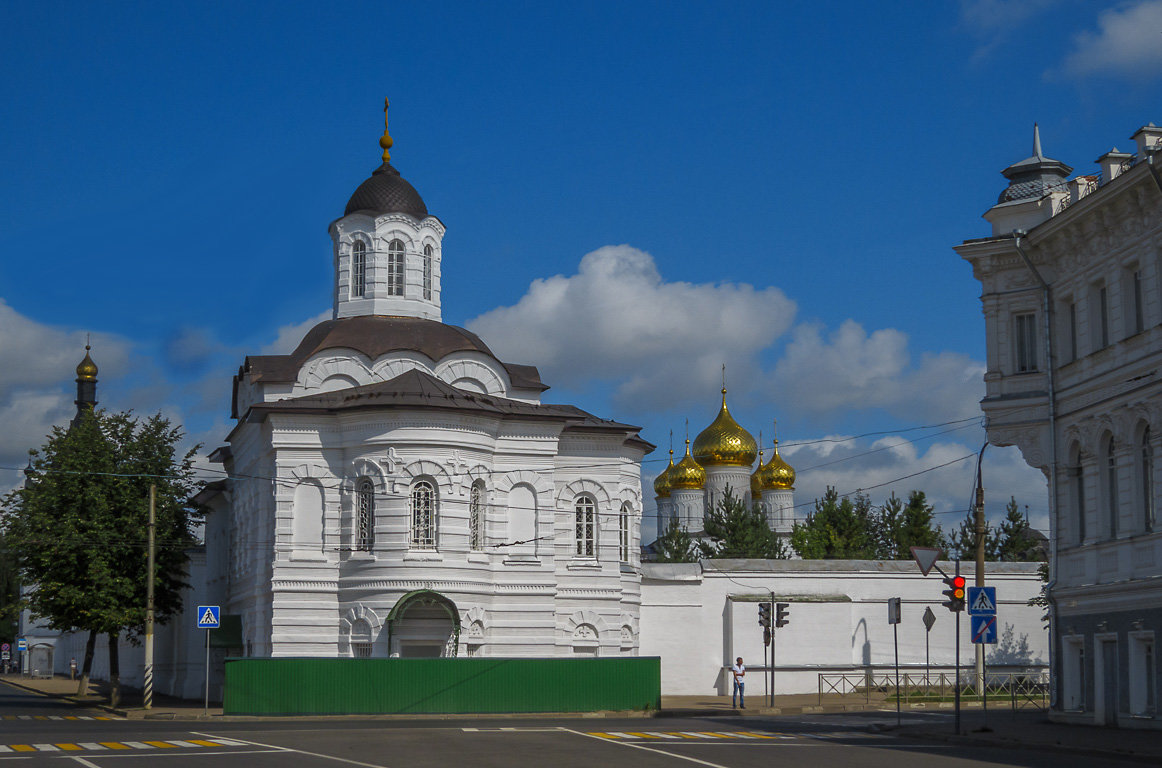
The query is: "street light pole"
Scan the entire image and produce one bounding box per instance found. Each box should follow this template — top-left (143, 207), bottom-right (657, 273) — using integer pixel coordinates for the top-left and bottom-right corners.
top-left (974, 443), bottom-right (988, 694)
top-left (144, 484), bottom-right (156, 710)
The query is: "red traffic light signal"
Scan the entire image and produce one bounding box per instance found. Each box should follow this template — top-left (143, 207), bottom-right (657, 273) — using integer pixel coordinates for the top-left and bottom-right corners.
top-left (942, 575), bottom-right (967, 612)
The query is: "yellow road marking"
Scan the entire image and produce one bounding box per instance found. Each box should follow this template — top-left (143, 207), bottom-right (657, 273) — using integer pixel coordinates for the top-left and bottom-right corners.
top-left (11, 745), bottom-right (35, 752)
top-left (625, 732), bottom-right (659, 739)
top-left (144, 741), bottom-right (178, 748)
top-left (588, 733), bottom-right (616, 738)
top-left (55, 744), bottom-right (83, 751)
top-left (99, 742), bottom-right (131, 750)
top-left (740, 732), bottom-right (776, 738)
top-left (32, 716), bottom-right (47, 720)
top-left (186, 740), bottom-right (223, 747)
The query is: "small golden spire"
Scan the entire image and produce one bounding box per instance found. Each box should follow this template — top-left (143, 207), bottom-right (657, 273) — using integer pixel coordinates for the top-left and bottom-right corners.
top-left (76, 341), bottom-right (98, 382)
top-left (379, 97), bottom-right (394, 163)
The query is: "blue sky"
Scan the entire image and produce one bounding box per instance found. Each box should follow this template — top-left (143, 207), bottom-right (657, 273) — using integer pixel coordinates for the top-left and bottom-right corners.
top-left (3, 1), bottom-right (1161, 539)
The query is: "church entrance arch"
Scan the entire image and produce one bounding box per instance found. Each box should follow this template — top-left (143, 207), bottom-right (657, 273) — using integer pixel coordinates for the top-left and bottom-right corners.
top-left (386, 590), bottom-right (461, 658)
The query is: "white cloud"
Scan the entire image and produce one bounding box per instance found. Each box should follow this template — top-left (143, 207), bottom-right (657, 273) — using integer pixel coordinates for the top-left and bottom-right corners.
top-left (1061, 1), bottom-right (1162, 78)
top-left (261, 310), bottom-right (331, 355)
top-left (769, 320), bottom-right (984, 423)
top-left (468, 245), bottom-right (797, 410)
top-left (959, 0), bottom-right (1059, 60)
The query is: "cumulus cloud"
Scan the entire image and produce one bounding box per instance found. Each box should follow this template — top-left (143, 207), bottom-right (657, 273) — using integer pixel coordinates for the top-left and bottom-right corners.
top-left (261, 310), bottom-right (331, 355)
top-left (468, 245), bottom-right (796, 409)
top-left (1061, 0), bottom-right (1162, 78)
top-left (959, 0), bottom-right (1059, 60)
top-left (770, 320), bottom-right (984, 423)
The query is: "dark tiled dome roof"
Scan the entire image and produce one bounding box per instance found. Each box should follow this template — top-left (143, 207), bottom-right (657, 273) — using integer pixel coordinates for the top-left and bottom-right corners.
top-left (345, 162), bottom-right (428, 218)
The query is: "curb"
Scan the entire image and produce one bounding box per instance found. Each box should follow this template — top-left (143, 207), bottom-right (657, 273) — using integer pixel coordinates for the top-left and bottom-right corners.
top-left (894, 727), bottom-right (1161, 766)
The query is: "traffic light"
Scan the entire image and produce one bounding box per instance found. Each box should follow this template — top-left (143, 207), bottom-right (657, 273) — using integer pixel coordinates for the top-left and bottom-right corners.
top-left (758, 602), bottom-right (771, 627)
top-left (942, 575), bottom-right (966, 612)
top-left (775, 602), bottom-right (790, 628)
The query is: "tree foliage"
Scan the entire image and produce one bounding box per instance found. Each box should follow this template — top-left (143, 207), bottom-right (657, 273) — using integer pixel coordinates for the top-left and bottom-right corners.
top-left (2, 409), bottom-right (202, 642)
top-left (791, 488), bottom-right (944, 560)
top-left (698, 486), bottom-right (788, 559)
top-left (945, 497), bottom-right (1045, 562)
top-left (653, 518), bottom-right (698, 563)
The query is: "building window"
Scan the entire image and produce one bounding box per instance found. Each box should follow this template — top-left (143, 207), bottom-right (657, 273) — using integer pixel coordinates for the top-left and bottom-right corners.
top-left (1069, 302), bottom-right (1078, 362)
top-left (356, 478), bottom-right (375, 551)
top-left (619, 503), bottom-right (631, 563)
top-left (1014, 313), bottom-right (1037, 372)
top-left (387, 239), bottom-right (405, 297)
top-left (351, 240), bottom-right (367, 298)
top-left (1133, 269), bottom-right (1145, 335)
top-left (1106, 436), bottom-right (1119, 539)
top-left (410, 479), bottom-right (438, 549)
top-left (1064, 639), bottom-right (1086, 711)
top-left (575, 495), bottom-right (596, 557)
top-left (1099, 285), bottom-right (1110, 348)
top-left (423, 244), bottom-right (433, 300)
top-left (1071, 448), bottom-right (1086, 544)
top-left (469, 480), bottom-right (484, 551)
top-left (1143, 428), bottom-right (1155, 532)
top-left (351, 619), bottom-right (373, 658)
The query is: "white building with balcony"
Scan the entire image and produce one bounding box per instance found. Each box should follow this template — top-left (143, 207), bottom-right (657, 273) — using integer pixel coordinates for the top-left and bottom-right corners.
top-left (956, 122), bottom-right (1162, 728)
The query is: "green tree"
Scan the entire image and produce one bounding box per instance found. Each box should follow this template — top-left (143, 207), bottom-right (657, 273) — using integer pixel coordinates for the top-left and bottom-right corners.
top-left (790, 487), bottom-right (877, 559)
top-left (2, 409), bottom-right (201, 701)
top-left (0, 530), bottom-right (19, 651)
top-left (995, 497), bottom-right (1045, 562)
top-left (698, 486), bottom-right (788, 559)
top-left (1027, 561), bottom-right (1050, 626)
top-left (653, 518), bottom-right (698, 563)
top-left (945, 507), bottom-right (999, 561)
top-left (896, 490), bottom-right (944, 557)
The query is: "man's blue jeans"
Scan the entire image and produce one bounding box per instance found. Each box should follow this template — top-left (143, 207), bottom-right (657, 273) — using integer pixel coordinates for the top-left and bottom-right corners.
top-left (732, 679), bottom-right (744, 708)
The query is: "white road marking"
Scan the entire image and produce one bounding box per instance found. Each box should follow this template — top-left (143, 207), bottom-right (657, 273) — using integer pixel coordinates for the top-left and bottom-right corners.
top-left (68, 757), bottom-right (102, 768)
top-left (562, 728), bottom-right (736, 768)
top-left (32, 744), bottom-right (60, 751)
top-left (76, 744), bottom-right (107, 751)
top-left (191, 732), bottom-right (393, 768)
top-left (120, 742), bottom-right (154, 749)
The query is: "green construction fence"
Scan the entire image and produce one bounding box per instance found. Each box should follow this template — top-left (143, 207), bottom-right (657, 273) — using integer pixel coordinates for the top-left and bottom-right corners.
top-left (223, 656), bottom-right (661, 715)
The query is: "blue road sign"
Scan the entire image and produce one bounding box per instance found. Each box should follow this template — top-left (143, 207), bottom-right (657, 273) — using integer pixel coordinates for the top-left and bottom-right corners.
top-left (196, 605), bottom-right (221, 629)
top-left (967, 586), bottom-right (997, 616)
top-left (971, 614), bottom-right (998, 644)
top-left (16, 638), bottom-right (27, 652)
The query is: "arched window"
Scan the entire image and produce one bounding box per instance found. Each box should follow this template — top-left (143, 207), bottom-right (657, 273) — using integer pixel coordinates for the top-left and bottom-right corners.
top-left (350, 619), bottom-right (373, 658)
top-left (618, 503), bottom-right (631, 563)
top-left (1070, 444), bottom-right (1086, 544)
top-left (351, 240), bottom-right (367, 298)
top-left (423, 244), bottom-right (433, 300)
top-left (575, 495), bottom-right (596, 558)
top-left (470, 481), bottom-right (484, 551)
top-left (1142, 428), bottom-right (1155, 532)
top-left (387, 239), bottom-right (405, 296)
top-left (356, 478), bottom-right (375, 551)
top-left (410, 479), bottom-right (437, 549)
top-left (1106, 435), bottom-right (1119, 538)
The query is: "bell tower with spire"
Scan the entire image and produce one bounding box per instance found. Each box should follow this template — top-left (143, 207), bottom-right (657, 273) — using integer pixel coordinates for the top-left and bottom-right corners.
top-left (329, 99), bottom-right (446, 321)
top-left (73, 342), bottom-right (98, 425)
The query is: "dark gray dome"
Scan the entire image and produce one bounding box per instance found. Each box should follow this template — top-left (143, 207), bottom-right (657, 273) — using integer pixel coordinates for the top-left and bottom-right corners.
top-left (344, 162), bottom-right (428, 218)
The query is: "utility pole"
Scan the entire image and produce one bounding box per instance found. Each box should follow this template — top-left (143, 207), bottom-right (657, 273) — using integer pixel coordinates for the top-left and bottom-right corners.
top-left (144, 484), bottom-right (156, 710)
top-left (974, 444), bottom-right (988, 694)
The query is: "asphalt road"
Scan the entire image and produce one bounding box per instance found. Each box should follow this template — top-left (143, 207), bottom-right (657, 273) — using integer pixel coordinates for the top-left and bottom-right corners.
top-left (0, 681), bottom-right (1139, 767)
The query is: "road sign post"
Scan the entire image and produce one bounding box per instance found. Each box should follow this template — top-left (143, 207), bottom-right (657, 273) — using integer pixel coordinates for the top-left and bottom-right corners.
top-left (197, 605), bottom-right (221, 716)
top-left (922, 607), bottom-right (936, 686)
top-left (888, 597), bottom-right (902, 726)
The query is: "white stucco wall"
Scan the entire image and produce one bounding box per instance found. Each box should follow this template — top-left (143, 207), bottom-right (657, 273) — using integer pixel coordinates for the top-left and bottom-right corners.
top-left (640, 559), bottom-right (1048, 695)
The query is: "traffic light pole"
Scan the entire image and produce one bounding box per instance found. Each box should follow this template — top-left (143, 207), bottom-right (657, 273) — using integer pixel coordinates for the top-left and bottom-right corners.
top-left (954, 560), bottom-right (961, 736)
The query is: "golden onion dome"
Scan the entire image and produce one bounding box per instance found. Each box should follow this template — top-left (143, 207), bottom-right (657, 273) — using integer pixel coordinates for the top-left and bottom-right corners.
top-left (750, 449), bottom-right (765, 496)
top-left (755, 439), bottom-right (796, 491)
top-left (669, 440), bottom-right (706, 490)
top-left (692, 389), bottom-right (757, 467)
top-left (76, 345), bottom-right (98, 381)
top-left (653, 450), bottom-right (675, 498)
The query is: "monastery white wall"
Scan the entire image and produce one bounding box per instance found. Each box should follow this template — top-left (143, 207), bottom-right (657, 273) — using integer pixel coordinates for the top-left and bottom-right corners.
top-left (640, 559), bottom-right (1047, 695)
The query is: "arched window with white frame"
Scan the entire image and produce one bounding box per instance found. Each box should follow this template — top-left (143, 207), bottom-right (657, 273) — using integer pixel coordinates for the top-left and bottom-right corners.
top-left (410, 478), bottom-right (438, 549)
top-left (470, 480), bottom-right (485, 551)
top-left (1105, 435), bottom-right (1119, 539)
top-left (423, 244), bottom-right (433, 300)
top-left (351, 240), bottom-right (367, 298)
top-left (350, 619), bottom-right (373, 658)
top-left (356, 478), bottom-right (375, 551)
top-left (618, 503), bottom-right (631, 563)
top-left (387, 239), bottom-right (405, 296)
top-left (1141, 427), bottom-right (1155, 532)
top-left (575, 495), bottom-right (596, 558)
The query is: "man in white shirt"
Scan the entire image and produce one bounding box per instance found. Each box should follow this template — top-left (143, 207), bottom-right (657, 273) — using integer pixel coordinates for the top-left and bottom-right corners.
top-left (731, 656), bottom-right (745, 709)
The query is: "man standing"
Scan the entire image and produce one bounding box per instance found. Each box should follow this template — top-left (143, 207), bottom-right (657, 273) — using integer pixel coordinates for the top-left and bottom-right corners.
top-left (731, 656), bottom-right (745, 709)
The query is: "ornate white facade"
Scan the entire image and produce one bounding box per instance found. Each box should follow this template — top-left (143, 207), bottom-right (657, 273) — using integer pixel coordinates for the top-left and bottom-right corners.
top-left (956, 122), bottom-right (1162, 727)
top-left (198, 111), bottom-right (652, 660)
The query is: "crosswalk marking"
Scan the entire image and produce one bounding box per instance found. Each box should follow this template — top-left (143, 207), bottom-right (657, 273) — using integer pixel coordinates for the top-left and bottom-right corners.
top-left (0, 739), bottom-right (243, 753)
top-left (590, 731), bottom-right (783, 741)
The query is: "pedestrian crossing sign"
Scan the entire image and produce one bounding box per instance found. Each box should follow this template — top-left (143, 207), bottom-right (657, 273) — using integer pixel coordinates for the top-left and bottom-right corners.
top-left (196, 605), bottom-right (221, 629)
top-left (967, 586), bottom-right (996, 616)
